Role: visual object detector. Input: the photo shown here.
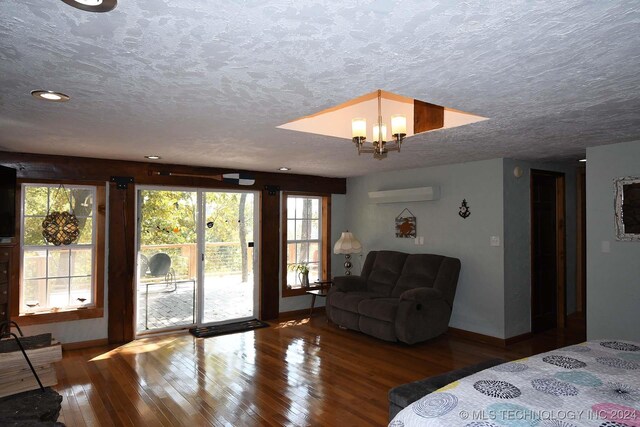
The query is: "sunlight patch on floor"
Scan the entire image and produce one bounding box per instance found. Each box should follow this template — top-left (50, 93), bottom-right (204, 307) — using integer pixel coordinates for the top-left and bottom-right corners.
top-left (274, 318), bottom-right (310, 329)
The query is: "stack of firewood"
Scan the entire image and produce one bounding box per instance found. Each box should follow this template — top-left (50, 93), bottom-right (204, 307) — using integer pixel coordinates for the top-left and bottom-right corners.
top-left (0, 333), bottom-right (61, 398)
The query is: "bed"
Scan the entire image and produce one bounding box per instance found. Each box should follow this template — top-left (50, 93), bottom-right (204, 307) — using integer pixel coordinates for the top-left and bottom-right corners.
top-left (390, 340), bottom-right (640, 427)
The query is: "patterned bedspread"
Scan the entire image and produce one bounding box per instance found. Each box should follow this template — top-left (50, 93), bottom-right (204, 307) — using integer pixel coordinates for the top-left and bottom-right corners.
top-left (390, 340), bottom-right (640, 427)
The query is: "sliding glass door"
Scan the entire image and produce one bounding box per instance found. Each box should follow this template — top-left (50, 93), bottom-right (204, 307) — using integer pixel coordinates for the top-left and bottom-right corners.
top-left (135, 187), bottom-right (257, 334)
top-left (202, 192), bottom-right (255, 324)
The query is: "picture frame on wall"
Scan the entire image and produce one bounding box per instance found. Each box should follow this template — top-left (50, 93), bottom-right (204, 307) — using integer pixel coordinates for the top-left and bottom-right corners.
top-left (395, 208), bottom-right (416, 238)
top-left (614, 176), bottom-right (640, 241)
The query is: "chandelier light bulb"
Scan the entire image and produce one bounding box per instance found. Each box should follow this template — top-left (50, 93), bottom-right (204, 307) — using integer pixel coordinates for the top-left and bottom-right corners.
top-left (391, 115), bottom-right (407, 136)
top-left (351, 118), bottom-right (366, 139)
top-left (373, 124), bottom-right (387, 143)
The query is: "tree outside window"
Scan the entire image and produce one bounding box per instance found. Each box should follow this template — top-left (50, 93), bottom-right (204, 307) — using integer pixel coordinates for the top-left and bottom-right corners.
top-left (21, 184), bottom-right (96, 313)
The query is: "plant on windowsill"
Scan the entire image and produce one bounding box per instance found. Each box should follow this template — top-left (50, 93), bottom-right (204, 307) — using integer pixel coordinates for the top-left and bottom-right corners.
top-left (288, 263), bottom-right (310, 288)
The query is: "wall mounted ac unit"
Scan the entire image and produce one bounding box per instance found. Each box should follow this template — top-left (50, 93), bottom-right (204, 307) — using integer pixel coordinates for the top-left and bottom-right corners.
top-left (368, 186), bottom-right (440, 204)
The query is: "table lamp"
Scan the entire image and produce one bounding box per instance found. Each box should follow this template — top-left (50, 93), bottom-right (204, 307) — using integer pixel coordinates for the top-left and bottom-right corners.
top-left (333, 231), bottom-right (362, 275)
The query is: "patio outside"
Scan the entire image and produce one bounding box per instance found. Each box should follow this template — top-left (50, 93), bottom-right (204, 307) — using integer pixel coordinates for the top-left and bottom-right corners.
top-left (136, 242), bottom-right (254, 332)
top-left (137, 272), bottom-right (253, 332)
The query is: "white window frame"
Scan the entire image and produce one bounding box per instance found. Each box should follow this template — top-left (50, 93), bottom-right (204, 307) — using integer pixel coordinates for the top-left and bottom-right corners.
top-left (20, 183), bottom-right (97, 313)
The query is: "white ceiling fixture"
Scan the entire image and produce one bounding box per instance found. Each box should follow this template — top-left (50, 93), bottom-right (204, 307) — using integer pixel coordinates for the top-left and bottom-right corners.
top-left (278, 167), bottom-right (291, 171)
top-left (279, 89), bottom-right (487, 160)
top-left (579, 159), bottom-right (587, 162)
top-left (60, 0), bottom-right (117, 12)
top-left (31, 90), bottom-right (70, 102)
top-left (352, 90), bottom-right (407, 160)
top-left (145, 155), bottom-right (161, 160)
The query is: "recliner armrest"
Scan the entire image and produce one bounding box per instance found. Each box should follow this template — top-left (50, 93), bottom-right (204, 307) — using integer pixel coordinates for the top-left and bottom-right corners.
top-left (333, 275), bottom-right (367, 292)
top-left (400, 287), bottom-right (445, 304)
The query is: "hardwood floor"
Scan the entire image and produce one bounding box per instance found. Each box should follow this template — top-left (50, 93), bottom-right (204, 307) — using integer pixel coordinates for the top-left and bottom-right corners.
top-left (54, 314), bottom-right (585, 426)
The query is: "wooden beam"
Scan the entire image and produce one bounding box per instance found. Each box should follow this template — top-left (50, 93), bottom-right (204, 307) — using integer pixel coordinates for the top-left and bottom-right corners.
top-left (260, 189), bottom-right (280, 320)
top-left (107, 183), bottom-right (136, 343)
top-left (0, 151), bottom-right (346, 194)
top-left (414, 100), bottom-right (444, 134)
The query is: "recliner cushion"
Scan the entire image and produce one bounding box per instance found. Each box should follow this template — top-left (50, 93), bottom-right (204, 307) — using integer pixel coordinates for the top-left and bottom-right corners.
top-left (358, 298), bottom-right (399, 323)
top-left (329, 291), bottom-right (383, 314)
top-left (391, 254), bottom-right (444, 297)
top-left (367, 251), bottom-right (408, 296)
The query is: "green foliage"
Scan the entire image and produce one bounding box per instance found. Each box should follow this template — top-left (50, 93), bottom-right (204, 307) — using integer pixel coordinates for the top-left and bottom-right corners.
top-left (287, 262), bottom-right (309, 274)
top-left (139, 190), bottom-right (254, 245)
top-left (139, 190), bottom-right (197, 245)
top-left (23, 186), bottom-right (95, 246)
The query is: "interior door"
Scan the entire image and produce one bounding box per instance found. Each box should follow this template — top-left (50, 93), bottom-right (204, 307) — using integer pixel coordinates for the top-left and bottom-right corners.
top-left (531, 170), bottom-right (566, 333)
top-left (201, 191), bottom-right (256, 324)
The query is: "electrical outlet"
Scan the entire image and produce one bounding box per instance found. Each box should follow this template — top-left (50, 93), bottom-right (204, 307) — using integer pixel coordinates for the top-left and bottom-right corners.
top-left (490, 236), bottom-right (500, 247)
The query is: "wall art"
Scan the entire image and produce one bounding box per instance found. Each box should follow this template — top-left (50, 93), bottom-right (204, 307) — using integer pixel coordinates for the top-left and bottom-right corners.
top-left (395, 208), bottom-right (416, 238)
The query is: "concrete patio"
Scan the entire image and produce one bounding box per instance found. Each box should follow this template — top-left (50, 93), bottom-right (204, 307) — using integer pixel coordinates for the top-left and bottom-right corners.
top-left (136, 273), bottom-right (254, 332)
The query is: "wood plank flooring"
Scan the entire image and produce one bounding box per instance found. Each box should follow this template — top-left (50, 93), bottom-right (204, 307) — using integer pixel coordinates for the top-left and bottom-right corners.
top-left (54, 314), bottom-right (585, 426)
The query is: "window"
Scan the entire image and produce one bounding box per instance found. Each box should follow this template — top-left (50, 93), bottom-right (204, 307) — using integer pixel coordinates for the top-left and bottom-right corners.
top-left (282, 193), bottom-right (331, 297)
top-left (19, 183), bottom-right (104, 319)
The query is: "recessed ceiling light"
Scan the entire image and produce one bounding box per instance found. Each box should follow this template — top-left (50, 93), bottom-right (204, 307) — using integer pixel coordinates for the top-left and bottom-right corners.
top-left (579, 158), bottom-right (587, 162)
top-left (31, 90), bottom-right (70, 102)
top-left (60, 0), bottom-right (117, 12)
top-left (145, 155), bottom-right (161, 160)
top-left (278, 167), bottom-right (291, 171)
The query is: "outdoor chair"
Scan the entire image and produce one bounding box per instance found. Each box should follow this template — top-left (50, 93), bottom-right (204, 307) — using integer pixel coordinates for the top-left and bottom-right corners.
top-left (140, 253), bottom-right (177, 292)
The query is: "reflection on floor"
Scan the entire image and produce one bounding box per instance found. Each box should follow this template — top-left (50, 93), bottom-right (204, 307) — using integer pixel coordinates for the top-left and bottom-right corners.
top-left (56, 313), bottom-right (586, 426)
top-left (136, 274), bottom-right (253, 332)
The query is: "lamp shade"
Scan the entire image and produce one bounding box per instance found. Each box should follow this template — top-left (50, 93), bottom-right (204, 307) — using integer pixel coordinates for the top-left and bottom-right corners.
top-left (333, 231), bottom-right (362, 254)
top-left (352, 118), bottom-right (366, 139)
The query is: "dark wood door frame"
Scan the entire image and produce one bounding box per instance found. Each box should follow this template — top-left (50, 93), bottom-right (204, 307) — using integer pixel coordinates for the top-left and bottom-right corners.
top-left (576, 166), bottom-right (587, 315)
top-left (530, 169), bottom-right (567, 331)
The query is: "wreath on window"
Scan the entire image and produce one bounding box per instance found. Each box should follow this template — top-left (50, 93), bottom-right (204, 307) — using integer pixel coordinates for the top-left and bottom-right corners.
top-left (42, 185), bottom-right (80, 246)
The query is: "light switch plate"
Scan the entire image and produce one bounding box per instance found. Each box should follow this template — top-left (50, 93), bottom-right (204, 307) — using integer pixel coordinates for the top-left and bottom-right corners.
top-left (490, 236), bottom-right (500, 247)
top-left (601, 241), bottom-right (611, 253)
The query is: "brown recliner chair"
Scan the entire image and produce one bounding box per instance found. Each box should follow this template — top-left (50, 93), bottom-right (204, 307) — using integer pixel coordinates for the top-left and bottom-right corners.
top-left (326, 250), bottom-right (461, 344)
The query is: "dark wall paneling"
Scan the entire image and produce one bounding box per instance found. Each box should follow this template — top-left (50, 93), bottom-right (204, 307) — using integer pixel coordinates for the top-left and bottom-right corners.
top-left (107, 183), bottom-right (136, 343)
top-left (1, 151), bottom-right (346, 342)
top-left (0, 152), bottom-right (346, 194)
top-left (260, 189), bottom-right (281, 320)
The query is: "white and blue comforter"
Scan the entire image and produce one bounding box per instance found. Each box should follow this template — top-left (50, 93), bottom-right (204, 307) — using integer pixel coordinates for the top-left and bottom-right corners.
top-left (390, 340), bottom-right (640, 427)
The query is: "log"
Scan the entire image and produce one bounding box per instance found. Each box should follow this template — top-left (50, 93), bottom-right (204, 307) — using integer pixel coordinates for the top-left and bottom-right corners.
top-left (0, 344), bottom-right (61, 371)
top-left (0, 344), bottom-right (61, 398)
top-left (0, 334), bottom-right (53, 353)
top-left (0, 366), bottom-right (57, 398)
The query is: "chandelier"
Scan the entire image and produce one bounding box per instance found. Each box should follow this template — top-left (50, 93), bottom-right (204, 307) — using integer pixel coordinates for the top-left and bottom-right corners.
top-left (351, 90), bottom-right (407, 160)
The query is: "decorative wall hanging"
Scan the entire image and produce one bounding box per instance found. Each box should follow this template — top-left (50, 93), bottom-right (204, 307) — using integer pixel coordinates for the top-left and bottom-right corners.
top-left (614, 176), bottom-right (640, 241)
top-left (459, 199), bottom-right (471, 219)
top-left (395, 208), bottom-right (416, 238)
top-left (42, 185), bottom-right (80, 246)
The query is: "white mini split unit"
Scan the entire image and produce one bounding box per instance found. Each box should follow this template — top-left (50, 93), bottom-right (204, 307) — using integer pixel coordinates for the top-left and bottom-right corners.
top-left (367, 186), bottom-right (440, 204)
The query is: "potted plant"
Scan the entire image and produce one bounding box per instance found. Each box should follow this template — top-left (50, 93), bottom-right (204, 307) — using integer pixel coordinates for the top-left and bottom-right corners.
top-left (288, 263), bottom-right (310, 288)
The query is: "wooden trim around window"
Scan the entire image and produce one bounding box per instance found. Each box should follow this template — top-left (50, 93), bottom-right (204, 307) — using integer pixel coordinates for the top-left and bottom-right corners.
top-left (281, 192), bottom-right (331, 298)
top-left (11, 181), bottom-right (107, 326)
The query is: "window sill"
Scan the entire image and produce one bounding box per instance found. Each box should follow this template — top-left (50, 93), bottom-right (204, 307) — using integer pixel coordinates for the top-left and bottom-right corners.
top-left (12, 307), bottom-right (104, 326)
top-left (282, 286), bottom-right (322, 298)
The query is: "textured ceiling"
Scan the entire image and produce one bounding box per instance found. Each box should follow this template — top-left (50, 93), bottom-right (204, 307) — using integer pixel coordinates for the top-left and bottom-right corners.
top-left (1, 0), bottom-right (639, 178)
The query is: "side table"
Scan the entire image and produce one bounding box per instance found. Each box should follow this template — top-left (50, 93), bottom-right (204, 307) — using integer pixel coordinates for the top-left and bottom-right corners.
top-left (306, 280), bottom-right (333, 316)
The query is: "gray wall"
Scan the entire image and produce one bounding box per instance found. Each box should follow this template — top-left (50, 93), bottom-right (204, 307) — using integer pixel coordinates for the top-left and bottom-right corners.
top-left (344, 158), bottom-right (507, 338)
top-left (503, 159), bottom-right (578, 338)
top-left (586, 140), bottom-right (640, 341)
